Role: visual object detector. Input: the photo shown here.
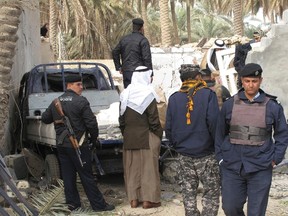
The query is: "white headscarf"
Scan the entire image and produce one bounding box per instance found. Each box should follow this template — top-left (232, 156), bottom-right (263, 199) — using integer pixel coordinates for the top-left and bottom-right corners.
top-left (206, 39), bottom-right (227, 72)
top-left (120, 66), bottom-right (160, 115)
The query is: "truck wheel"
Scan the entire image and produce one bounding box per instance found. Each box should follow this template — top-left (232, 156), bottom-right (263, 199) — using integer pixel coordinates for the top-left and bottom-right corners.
top-left (45, 154), bottom-right (60, 185)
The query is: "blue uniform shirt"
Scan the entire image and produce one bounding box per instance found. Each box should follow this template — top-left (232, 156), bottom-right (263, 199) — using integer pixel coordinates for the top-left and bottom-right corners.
top-left (215, 89), bottom-right (288, 174)
top-left (166, 87), bottom-right (219, 158)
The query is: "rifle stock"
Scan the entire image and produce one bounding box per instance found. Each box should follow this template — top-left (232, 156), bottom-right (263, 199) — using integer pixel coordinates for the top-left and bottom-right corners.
top-left (54, 98), bottom-right (65, 117)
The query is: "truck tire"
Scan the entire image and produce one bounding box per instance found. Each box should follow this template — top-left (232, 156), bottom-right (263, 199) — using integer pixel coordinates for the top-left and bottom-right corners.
top-left (45, 154), bottom-right (60, 185)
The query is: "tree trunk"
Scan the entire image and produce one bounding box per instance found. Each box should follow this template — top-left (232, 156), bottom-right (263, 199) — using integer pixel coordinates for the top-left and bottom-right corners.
top-left (186, 0), bottom-right (191, 43)
top-left (95, 11), bottom-right (111, 59)
top-left (159, 0), bottom-right (172, 46)
top-left (141, 0), bottom-right (152, 43)
top-left (170, 0), bottom-right (179, 45)
top-left (102, 22), bottom-right (112, 59)
top-left (49, 0), bottom-right (58, 58)
top-left (233, 0), bottom-right (243, 36)
top-left (0, 2), bottom-right (21, 154)
top-left (71, 0), bottom-right (87, 36)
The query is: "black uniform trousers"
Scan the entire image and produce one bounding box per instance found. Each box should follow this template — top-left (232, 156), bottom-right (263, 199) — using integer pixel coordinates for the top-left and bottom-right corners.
top-left (221, 165), bottom-right (272, 216)
top-left (57, 145), bottom-right (107, 211)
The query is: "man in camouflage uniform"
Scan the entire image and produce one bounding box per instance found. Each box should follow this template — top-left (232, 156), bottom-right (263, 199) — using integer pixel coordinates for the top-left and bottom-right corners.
top-left (165, 64), bottom-right (220, 216)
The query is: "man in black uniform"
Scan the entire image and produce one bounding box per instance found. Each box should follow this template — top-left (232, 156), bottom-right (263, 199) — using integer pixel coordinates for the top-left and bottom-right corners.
top-left (215, 63), bottom-right (288, 216)
top-left (112, 18), bottom-right (153, 88)
top-left (41, 74), bottom-right (115, 212)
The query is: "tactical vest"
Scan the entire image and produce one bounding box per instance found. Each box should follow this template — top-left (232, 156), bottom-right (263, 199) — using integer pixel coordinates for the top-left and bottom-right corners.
top-left (230, 94), bottom-right (270, 146)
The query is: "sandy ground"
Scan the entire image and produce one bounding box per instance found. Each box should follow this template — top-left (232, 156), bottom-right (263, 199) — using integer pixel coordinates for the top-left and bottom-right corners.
top-left (95, 173), bottom-right (288, 216)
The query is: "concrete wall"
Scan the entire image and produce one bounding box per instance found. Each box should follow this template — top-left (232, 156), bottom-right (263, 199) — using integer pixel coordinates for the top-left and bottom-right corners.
top-left (151, 47), bottom-right (203, 91)
top-left (246, 10), bottom-right (288, 118)
top-left (7, 0), bottom-right (41, 153)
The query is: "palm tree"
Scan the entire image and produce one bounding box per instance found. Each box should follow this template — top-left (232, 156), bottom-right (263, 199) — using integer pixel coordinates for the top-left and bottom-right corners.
top-left (210, 0), bottom-right (243, 36)
top-left (145, 4), bottom-right (162, 44)
top-left (141, 0), bottom-right (152, 43)
top-left (0, 1), bottom-right (22, 154)
top-left (43, 0), bottom-right (136, 59)
top-left (186, 0), bottom-right (192, 43)
top-left (159, 0), bottom-right (172, 46)
top-left (245, 0), bottom-right (288, 23)
top-left (170, 0), bottom-right (180, 44)
top-left (271, 0), bottom-right (288, 18)
top-left (233, 0), bottom-right (244, 36)
top-left (49, 0), bottom-right (58, 58)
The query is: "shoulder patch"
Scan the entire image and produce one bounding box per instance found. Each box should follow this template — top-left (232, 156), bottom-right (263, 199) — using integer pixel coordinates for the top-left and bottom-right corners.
top-left (271, 98), bottom-right (281, 104)
top-left (266, 93), bottom-right (280, 104)
top-left (266, 93), bottom-right (277, 99)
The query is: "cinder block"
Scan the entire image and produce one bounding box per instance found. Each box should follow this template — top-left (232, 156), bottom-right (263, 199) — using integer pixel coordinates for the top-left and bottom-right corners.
top-left (4, 154), bottom-right (28, 180)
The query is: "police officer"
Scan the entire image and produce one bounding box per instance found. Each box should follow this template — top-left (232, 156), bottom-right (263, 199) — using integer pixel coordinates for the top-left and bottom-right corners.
top-left (165, 64), bottom-right (220, 216)
top-left (112, 18), bottom-right (153, 88)
top-left (215, 63), bottom-right (288, 216)
top-left (200, 67), bottom-right (231, 108)
top-left (41, 74), bottom-right (115, 212)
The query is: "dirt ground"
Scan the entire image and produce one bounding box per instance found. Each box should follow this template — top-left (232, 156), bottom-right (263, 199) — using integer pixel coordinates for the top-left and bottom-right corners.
top-left (95, 173), bottom-right (288, 216)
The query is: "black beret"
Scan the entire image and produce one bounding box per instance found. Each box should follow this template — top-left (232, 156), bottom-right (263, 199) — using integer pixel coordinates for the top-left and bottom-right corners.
top-left (64, 74), bottom-right (82, 83)
top-left (239, 63), bottom-right (263, 77)
top-left (132, 18), bottom-right (144, 26)
top-left (200, 68), bottom-right (212, 76)
top-left (179, 64), bottom-right (204, 81)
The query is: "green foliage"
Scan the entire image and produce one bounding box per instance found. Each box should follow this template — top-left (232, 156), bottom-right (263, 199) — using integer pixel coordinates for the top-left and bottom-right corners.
top-left (43, 0), bottom-right (286, 58)
top-left (177, 1), bottom-right (233, 42)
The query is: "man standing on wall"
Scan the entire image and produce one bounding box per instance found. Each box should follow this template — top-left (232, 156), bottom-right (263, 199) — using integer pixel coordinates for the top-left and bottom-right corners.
top-left (215, 63), bottom-right (288, 216)
top-left (112, 18), bottom-right (153, 88)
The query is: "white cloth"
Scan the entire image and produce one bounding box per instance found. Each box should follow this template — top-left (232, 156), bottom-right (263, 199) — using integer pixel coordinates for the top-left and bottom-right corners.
top-left (120, 66), bottom-right (159, 115)
top-left (206, 48), bottom-right (217, 72)
top-left (206, 40), bottom-right (227, 72)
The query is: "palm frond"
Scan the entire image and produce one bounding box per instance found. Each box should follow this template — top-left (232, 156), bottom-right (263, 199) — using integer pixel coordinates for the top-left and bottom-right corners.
top-left (30, 179), bottom-right (70, 215)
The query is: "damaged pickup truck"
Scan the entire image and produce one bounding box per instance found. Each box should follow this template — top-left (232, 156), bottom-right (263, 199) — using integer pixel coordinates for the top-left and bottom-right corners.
top-left (18, 62), bottom-right (123, 182)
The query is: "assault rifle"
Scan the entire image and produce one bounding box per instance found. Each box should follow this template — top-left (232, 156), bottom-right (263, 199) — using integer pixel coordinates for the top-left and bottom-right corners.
top-left (53, 98), bottom-right (83, 166)
top-left (90, 143), bottom-right (105, 176)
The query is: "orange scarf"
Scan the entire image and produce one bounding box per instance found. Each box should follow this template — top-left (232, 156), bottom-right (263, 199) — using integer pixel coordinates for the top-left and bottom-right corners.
top-left (179, 79), bottom-right (207, 124)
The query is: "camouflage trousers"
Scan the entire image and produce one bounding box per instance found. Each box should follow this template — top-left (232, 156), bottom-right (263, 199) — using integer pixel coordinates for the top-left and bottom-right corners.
top-left (177, 154), bottom-right (220, 216)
